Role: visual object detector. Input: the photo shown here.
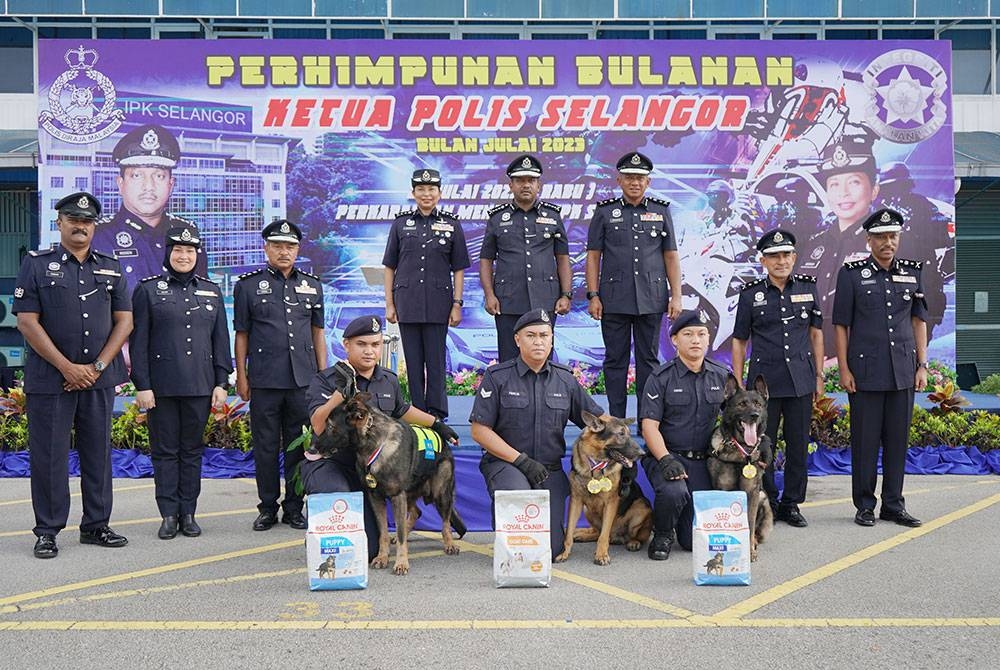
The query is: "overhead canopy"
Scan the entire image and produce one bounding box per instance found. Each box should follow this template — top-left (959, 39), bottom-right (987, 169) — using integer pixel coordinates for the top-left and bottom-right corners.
top-left (0, 131), bottom-right (37, 169)
top-left (954, 132), bottom-right (1000, 178)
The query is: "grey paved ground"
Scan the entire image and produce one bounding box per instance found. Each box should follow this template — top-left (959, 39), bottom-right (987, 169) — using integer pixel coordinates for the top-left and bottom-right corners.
top-left (1, 474), bottom-right (998, 669)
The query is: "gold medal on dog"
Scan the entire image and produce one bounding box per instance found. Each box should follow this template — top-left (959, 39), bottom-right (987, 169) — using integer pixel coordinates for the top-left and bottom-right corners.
top-left (742, 463), bottom-right (757, 479)
top-left (598, 477), bottom-right (613, 492)
top-left (587, 478), bottom-right (603, 494)
top-left (365, 473), bottom-right (378, 489)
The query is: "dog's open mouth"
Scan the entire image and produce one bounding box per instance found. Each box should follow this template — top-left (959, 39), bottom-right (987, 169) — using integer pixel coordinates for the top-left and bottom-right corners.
top-left (741, 421), bottom-right (759, 447)
top-left (608, 450), bottom-right (633, 469)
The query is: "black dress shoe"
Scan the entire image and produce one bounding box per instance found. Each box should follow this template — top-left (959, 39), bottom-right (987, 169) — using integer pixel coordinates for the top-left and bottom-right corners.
top-left (879, 509), bottom-right (922, 527)
top-left (158, 516), bottom-right (179, 540)
top-left (854, 509), bottom-right (876, 527)
top-left (179, 514), bottom-right (201, 537)
top-left (80, 526), bottom-right (128, 547)
top-left (252, 511), bottom-right (278, 531)
top-left (33, 534), bottom-right (58, 559)
top-left (281, 510), bottom-right (307, 530)
top-left (647, 531), bottom-right (674, 561)
top-left (776, 504), bottom-right (809, 528)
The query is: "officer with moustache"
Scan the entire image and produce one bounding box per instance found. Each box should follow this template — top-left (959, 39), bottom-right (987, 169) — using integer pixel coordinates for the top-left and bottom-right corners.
top-left (833, 209), bottom-right (928, 529)
top-left (732, 229), bottom-right (824, 527)
top-left (480, 154), bottom-right (572, 362)
top-left (234, 219), bottom-right (326, 531)
top-left (14, 193), bottom-right (133, 558)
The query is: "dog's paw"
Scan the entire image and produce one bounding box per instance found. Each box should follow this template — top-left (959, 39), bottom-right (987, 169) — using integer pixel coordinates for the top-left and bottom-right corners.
top-left (625, 540), bottom-right (642, 551)
top-left (553, 551), bottom-right (570, 563)
top-left (593, 553), bottom-right (611, 566)
top-left (750, 548), bottom-right (759, 562)
top-left (370, 555), bottom-right (389, 569)
top-left (443, 544), bottom-right (460, 556)
top-left (392, 561), bottom-right (410, 576)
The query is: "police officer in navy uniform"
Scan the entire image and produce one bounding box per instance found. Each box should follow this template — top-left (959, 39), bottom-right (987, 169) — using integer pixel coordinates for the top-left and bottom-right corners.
top-left (732, 229), bottom-right (824, 527)
top-left (586, 152), bottom-right (682, 420)
top-left (13, 193), bottom-right (133, 558)
top-left (301, 315), bottom-right (459, 558)
top-left (234, 219), bottom-right (326, 531)
top-left (470, 309), bottom-right (607, 558)
top-left (130, 226), bottom-right (233, 540)
top-left (92, 124), bottom-right (207, 290)
top-left (640, 310), bottom-right (731, 560)
top-left (833, 209), bottom-right (928, 528)
top-left (383, 169), bottom-right (470, 419)
top-left (480, 154), bottom-right (572, 362)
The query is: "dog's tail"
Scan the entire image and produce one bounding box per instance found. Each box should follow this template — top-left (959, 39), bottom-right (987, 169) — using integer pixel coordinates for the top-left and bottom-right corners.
top-left (450, 509), bottom-right (467, 539)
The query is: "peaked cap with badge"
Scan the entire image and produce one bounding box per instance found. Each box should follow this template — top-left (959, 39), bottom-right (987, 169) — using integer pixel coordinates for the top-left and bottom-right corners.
top-left (507, 154), bottom-right (543, 178)
top-left (411, 168), bottom-right (442, 188)
top-left (55, 191), bottom-right (102, 221)
top-left (262, 219), bottom-right (302, 244)
top-left (113, 124), bottom-right (180, 169)
top-left (756, 228), bottom-right (797, 255)
top-left (616, 151), bottom-right (654, 175)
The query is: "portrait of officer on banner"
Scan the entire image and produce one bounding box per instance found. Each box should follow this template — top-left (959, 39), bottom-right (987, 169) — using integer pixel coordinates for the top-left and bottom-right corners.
top-left (92, 124), bottom-right (208, 289)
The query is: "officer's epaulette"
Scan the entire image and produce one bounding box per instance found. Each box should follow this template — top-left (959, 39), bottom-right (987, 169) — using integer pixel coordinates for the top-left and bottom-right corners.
top-left (396, 209), bottom-right (415, 218)
top-left (237, 268), bottom-right (265, 281)
top-left (489, 358), bottom-right (518, 373)
top-left (165, 212), bottom-right (194, 225)
top-left (298, 269), bottom-right (321, 281)
top-left (487, 203), bottom-right (512, 216)
top-left (646, 197), bottom-right (670, 208)
top-left (844, 259), bottom-right (868, 270)
top-left (28, 247), bottom-right (55, 257)
top-left (538, 200), bottom-right (562, 213)
top-left (96, 215), bottom-right (113, 226)
top-left (378, 365), bottom-right (398, 378)
top-left (549, 361), bottom-right (572, 373)
top-left (793, 274), bottom-right (816, 283)
top-left (704, 358), bottom-right (730, 373)
top-left (438, 209), bottom-right (459, 220)
top-left (739, 276), bottom-right (767, 292)
top-left (140, 275), bottom-right (165, 283)
top-left (896, 258), bottom-right (924, 270)
top-left (92, 248), bottom-right (116, 260)
top-left (195, 274), bottom-right (219, 285)
top-left (596, 197), bottom-right (619, 208)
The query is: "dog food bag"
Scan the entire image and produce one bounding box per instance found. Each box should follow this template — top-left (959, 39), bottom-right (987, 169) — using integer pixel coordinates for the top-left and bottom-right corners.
top-left (493, 489), bottom-right (551, 588)
top-left (692, 490), bottom-right (751, 586)
top-left (306, 492), bottom-right (368, 591)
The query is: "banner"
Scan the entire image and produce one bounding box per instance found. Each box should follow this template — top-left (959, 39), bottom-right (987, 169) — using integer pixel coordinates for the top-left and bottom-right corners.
top-left (36, 39), bottom-right (955, 370)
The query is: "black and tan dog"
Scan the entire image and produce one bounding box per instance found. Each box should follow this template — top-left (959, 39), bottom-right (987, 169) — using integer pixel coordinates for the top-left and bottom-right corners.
top-left (339, 393), bottom-right (466, 575)
top-left (708, 374), bottom-right (774, 562)
top-left (317, 556), bottom-right (337, 579)
top-left (555, 412), bottom-right (653, 566)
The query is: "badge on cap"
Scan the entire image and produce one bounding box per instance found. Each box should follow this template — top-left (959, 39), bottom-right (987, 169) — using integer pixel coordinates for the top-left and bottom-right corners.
top-left (115, 232), bottom-right (133, 247)
top-left (630, 154), bottom-right (641, 165)
top-left (521, 157), bottom-right (531, 169)
top-left (77, 195), bottom-right (90, 209)
top-left (540, 311), bottom-right (550, 323)
top-left (880, 211), bottom-right (892, 223)
top-left (279, 222), bottom-right (290, 234)
top-left (47, 262), bottom-right (60, 271)
top-left (371, 318), bottom-right (379, 333)
top-left (157, 280), bottom-right (168, 290)
top-left (422, 170), bottom-right (431, 181)
top-left (699, 310), bottom-right (709, 324)
top-left (141, 129), bottom-right (161, 152)
top-left (754, 291), bottom-right (764, 302)
top-left (773, 231), bottom-right (783, 243)
top-left (831, 145), bottom-right (849, 168)
top-left (180, 228), bottom-right (192, 241)
top-left (861, 268), bottom-right (872, 279)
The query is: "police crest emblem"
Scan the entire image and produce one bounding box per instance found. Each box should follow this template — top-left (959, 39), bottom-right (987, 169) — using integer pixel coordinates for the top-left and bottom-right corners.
top-left (180, 228), bottom-right (192, 241)
top-left (279, 222), bottom-right (291, 234)
top-left (521, 157), bottom-right (531, 168)
top-left (157, 280), bottom-right (168, 290)
top-left (371, 318), bottom-right (379, 333)
top-left (38, 46), bottom-right (124, 144)
top-left (630, 154), bottom-right (641, 165)
top-left (140, 129), bottom-right (161, 152)
top-left (115, 232), bottom-right (133, 248)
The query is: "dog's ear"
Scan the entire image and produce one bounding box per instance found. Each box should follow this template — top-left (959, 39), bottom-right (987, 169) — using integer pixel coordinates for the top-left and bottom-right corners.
top-left (582, 411), bottom-right (605, 432)
top-left (752, 374), bottom-right (768, 400)
top-left (623, 417), bottom-right (636, 426)
top-left (724, 373), bottom-right (740, 399)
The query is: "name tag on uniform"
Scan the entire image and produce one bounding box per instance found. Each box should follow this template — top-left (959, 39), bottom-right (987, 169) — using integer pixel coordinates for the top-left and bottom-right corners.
top-left (892, 275), bottom-right (917, 284)
top-left (790, 294), bottom-right (812, 303)
top-left (506, 391), bottom-right (522, 397)
top-left (640, 213), bottom-right (664, 222)
top-left (671, 388), bottom-right (684, 393)
top-left (610, 218), bottom-right (623, 223)
top-left (93, 269), bottom-right (122, 277)
top-left (194, 290), bottom-right (216, 297)
top-left (295, 285), bottom-right (318, 295)
top-left (536, 217), bottom-right (555, 225)
top-left (115, 249), bottom-right (138, 258)
top-left (431, 222), bottom-right (454, 233)
top-left (752, 300), bottom-right (766, 307)
top-left (860, 279), bottom-right (876, 286)
top-left (45, 270), bottom-right (64, 278)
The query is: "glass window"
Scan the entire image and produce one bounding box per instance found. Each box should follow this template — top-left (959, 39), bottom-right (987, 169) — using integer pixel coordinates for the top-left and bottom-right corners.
top-left (882, 29), bottom-right (935, 39)
top-left (51, 177), bottom-right (64, 188)
top-left (468, 0), bottom-right (537, 18)
top-left (8, 0), bottom-right (83, 13)
top-left (37, 26), bottom-right (91, 38)
top-left (96, 27), bottom-right (152, 38)
top-left (86, 0), bottom-right (158, 13)
top-left (771, 32), bottom-right (818, 40)
top-left (619, 0), bottom-right (689, 19)
top-left (331, 28), bottom-right (385, 39)
top-left (597, 29), bottom-right (649, 39)
top-left (714, 32), bottom-right (761, 40)
top-left (273, 28), bottom-right (327, 39)
top-left (943, 29), bottom-right (991, 94)
top-left (240, 0), bottom-right (311, 15)
top-left (694, 0), bottom-right (764, 18)
top-left (163, 0), bottom-right (237, 13)
top-left (654, 29), bottom-right (708, 39)
top-left (917, 0), bottom-right (986, 17)
top-left (0, 28), bottom-right (34, 46)
top-left (531, 33), bottom-right (589, 40)
top-left (765, 0), bottom-right (836, 17)
top-left (391, 0), bottom-right (464, 18)
top-left (841, 0), bottom-right (912, 17)
top-left (542, 0), bottom-right (614, 19)
top-left (392, 32), bottom-right (452, 39)
top-left (75, 177), bottom-right (88, 190)
top-left (315, 0), bottom-right (387, 17)
top-left (462, 32), bottom-right (519, 39)
top-left (0, 46), bottom-right (33, 92)
top-left (825, 29), bottom-right (878, 40)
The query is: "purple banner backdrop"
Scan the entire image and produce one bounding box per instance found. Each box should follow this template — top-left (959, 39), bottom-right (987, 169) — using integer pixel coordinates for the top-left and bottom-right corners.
top-left (36, 40), bottom-right (955, 371)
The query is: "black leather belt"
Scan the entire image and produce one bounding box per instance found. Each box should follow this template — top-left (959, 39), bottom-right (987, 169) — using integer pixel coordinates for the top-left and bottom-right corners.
top-left (670, 449), bottom-right (708, 461)
top-left (545, 463), bottom-right (563, 471)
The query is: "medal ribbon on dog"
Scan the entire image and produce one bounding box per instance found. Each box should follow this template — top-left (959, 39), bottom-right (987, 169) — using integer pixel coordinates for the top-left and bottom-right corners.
top-left (364, 445), bottom-right (383, 488)
top-left (730, 438), bottom-right (759, 479)
top-left (586, 457), bottom-right (613, 493)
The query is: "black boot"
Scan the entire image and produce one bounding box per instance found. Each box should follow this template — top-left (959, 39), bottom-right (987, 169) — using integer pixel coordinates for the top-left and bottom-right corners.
top-left (647, 530), bottom-right (674, 560)
top-left (179, 514), bottom-right (202, 537)
top-left (158, 516), bottom-right (178, 540)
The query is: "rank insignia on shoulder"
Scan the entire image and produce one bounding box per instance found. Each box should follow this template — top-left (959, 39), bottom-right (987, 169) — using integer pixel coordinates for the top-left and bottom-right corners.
top-left (195, 274), bottom-right (219, 284)
top-left (647, 197), bottom-right (670, 208)
top-left (140, 275), bottom-right (162, 283)
top-left (896, 258), bottom-right (924, 269)
top-left (740, 277), bottom-right (766, 291)
top-left (793, 274), bottom-right (816, 283)
top-left (488, 203), bottom-right (511, 216)
top-left (238, 269), bottom-right (263, 280)
top-left (596, 197), bottom-right (619, 207)
top-left (539, 200), bottom-right (562, 213)
top-left (844, 259), bottom-right (867, 269)
top-left (439, 209), bottom-right (459, 220)
top-left (396, 209), bottom-right (415, 218)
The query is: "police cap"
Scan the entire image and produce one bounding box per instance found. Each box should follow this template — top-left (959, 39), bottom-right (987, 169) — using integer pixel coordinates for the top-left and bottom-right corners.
top-left (165, 225), bottom-right (201, 249)
top-left (113, 124), bottom-right (180, 169)
top-left (756, 228), bottom-right (797, 254)
top-left (343, 315), bottom-right (383, 339)
top-left (507, 154), bottom-right (543, 178)
top-left (616, 151), bottom-right (653, 175)
top-left (513, 309), bottom-right (553, 335)
top-left (817, 135), bottom-right (876, 183)
top-left (55, 191), bottom-right (101, 220)
top-left (862, 208), bottom-right (904, 234)
top-left (411, 169), bottom-right (442, 188)
top-left (262, 219), bottom-right (302, 244)
top-left (669, 309), bottom-right (711, 337)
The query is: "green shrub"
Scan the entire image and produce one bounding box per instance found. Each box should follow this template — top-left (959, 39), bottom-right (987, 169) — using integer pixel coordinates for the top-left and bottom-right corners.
top-left (972, 373), bottom-right (1000, 395)
top-left (110, 402), bottom-right (150, 452)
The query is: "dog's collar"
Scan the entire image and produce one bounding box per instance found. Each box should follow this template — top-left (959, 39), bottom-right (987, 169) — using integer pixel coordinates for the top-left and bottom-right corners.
top-left (587, 456), bottom-right (608, 472)
top-left (729, 437), bottom-right (757, 461)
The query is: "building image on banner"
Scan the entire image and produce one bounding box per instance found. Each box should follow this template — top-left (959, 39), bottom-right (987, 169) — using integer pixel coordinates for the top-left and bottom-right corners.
top-left (35, 40), bottom-right (956, 370)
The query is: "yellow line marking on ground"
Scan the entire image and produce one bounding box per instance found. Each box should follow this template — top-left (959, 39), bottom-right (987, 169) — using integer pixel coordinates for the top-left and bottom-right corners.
top-left (0, 506), bottom-right (260, 538)
top-left (0, 540), bottom-right (302, 607)
top-left (1, 617), bottom-right (998, 631)
top-left (714, 490), bottom-right (1000, 620)
top-left (2, 549), bottom-right (445, 615)
top-left (0, 483), bottom-right (158, 507)
top-left (800, 478), bottom-right (1000, 509)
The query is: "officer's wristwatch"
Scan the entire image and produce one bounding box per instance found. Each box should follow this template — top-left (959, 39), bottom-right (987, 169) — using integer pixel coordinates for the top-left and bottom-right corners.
top-left (560, 291), bottom-right (572, 299)
top-left (452, 299), bottom-right (464, 307)
top-left (586, 291), bottom-right (600, 300)
top-left (917, 361), bottom-right (929, 369)
top-left (93, 360), bottom-right (107, 373)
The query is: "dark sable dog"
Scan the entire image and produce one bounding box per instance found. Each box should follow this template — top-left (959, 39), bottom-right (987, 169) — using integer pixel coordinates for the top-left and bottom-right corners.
top-left (339, 393), bottom-right (466, 576)
top-left (708, 374), bottom-right (774, 562)
top-left (555, 413), bottom-right (653, 566)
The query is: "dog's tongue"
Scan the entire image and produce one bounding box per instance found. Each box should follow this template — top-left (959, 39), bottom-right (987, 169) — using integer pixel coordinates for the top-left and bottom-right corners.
top-left (742, 421), bottom-right (758, 447)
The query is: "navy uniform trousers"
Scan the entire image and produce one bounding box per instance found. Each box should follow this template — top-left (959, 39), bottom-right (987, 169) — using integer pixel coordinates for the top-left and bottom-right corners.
top-left (250, 387), bottom-right (307, 515)
top-left (601, 312), bottom-right (663, 418)
top-left (480, 458), bottom-right (570, 559)
top-left (27, 387), bottom-right (115, 536)
top-left (762, 394), bottom-right (813, 507)
top-left (850, 388), bottom-right (915, 514)
top-left (399, 322), bottom-right (449, 419)
top-left (641, 453), bottom-right (712, 551)
top-left (147, 396), bottom-right (212, 517)
top-left (495, 311), bottom-right (557, 363)
top-left (300, 459), bottom-right (380, 559)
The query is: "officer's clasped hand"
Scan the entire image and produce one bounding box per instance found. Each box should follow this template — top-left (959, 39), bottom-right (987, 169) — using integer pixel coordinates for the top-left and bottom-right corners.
top-left (658, 454), bottom-right (687, 480)
top-left (431, 419), bottom-right (459, 445)
top-left (332, 361), bottom-right (358, 400)
top-left (513, 453), bottom-right (549, 487)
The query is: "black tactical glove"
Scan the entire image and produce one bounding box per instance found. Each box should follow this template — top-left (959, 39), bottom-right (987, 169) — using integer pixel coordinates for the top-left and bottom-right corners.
top-left (513, 453), bottom-right (550, 488)
top-left (431, 419), bottom-right (459, 445)
top-left (332, 361), bottom-right (357, 400)
top-left (658, 454), bottom-right (687, 480)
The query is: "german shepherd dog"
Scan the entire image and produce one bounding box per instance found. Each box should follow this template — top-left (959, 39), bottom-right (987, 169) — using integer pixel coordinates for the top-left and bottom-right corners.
top-left (339, 393), bottom-right (467, 575)
top-left (708, 374), bottom-right (774, 562)
top-left (555, 413), bottom-right (653, 566)
top-left (317, 556), bottom-right (337, 579)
